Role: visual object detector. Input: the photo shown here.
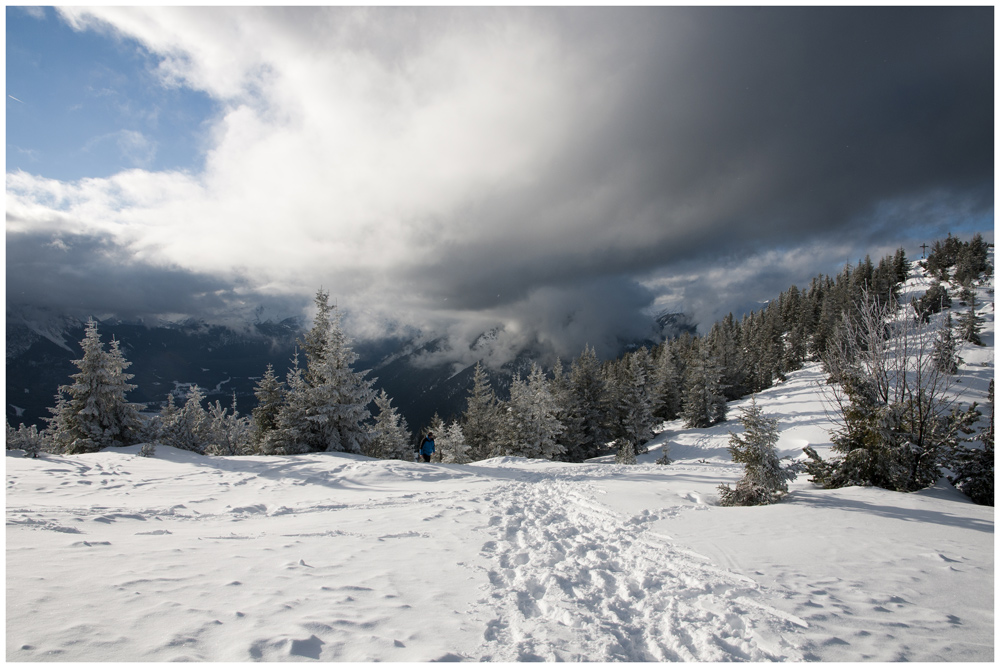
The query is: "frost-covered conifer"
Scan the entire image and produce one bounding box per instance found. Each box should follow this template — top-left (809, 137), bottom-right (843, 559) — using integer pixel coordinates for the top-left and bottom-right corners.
top-left (205, 395), bottom-right (253, 456)
top-left (948, 381), bottom-right (994, 506)
top-left (251, 364), bottom-right (285, 446)
top-left (47, 319), bottom-right (145, 454)
top-left (932, 313), bottom-right (961, 374)
top-left (462, 362), bottom-right (500, 461)
top-left (438, 421), bottom-right (471, 464)
top-left (614, 439), bottom-right (637, 465)
top-left (652, 345), bottom-right (682, 421)
top-left (568, 345), bottom-right (609, 460)
top-left (617, 349), bottom-right (659, 455)
top-left (958, 297), bottom-right (984, 346)
top-left (497, 365), bottom-right (565, 460)
top-left (263, 354), bottom-right (310, 455)
top-left (681, 347), bottom-right (727, 429)
top-left (160, 385), bottom-right (211, 454)
top-left (550, 359), bottom-right (586, 462)
top-left (366, 390), bottom-right (412, 460)
top-left (718, 397), bottom-right (796, 506)
top-left (270, 290), bottom-right (376, 454)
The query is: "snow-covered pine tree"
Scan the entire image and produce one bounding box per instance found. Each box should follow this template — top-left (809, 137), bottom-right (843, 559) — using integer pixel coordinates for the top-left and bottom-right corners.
top-left (550, 358), bottom-right (587, 462)
top-left (366, 389), bottom-right (412, 460)
top-left (251, 364), bottom-right (285, 447)
top-left (718, 396), bottom-right (796, 506)
top-left (958, 296), bottom-right (984, 346)
top-left (205, 395), bottom-right (253, 456)
top-left (462, 362), bottom-right (500, 461)
top-left (497, 365), bottom-right (565, 460)
top-left (160, 385), bottom-right (211, 454)
top-left (932, 313), bottom-right (961, 374)
top-left (568, 345), bottom-right (610, 460)
top-left (681, 345), bottom-right (727, 429)
top-left (271, 290), bottom-right (376, 454)
top-left (651, 344), bottom-right (682, 421)
top-left (46, 319), bottom-right (145, 454)
top-left (438, 420), bottom-right (471, 464)
top-left (616, 348), bottom-right (658, 456)
top-left (263, 353), bottom-right (310, 455)
top-left (948, 381), bottom-right (994, 506)
top-left (614, 438), bottom-right (637, 465)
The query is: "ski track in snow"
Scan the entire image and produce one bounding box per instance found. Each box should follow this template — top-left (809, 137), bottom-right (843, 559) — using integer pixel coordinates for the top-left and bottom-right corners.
top-left (470, 476), bottom-right (805, 662)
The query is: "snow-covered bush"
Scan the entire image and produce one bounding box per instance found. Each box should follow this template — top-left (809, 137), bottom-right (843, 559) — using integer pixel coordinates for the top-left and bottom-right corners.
top-left (718, 397), bottom-right (796, 506)
top-left (614, 439), bottom-right (637, 465)
top-left (6, 420), bottom-right (53, 458)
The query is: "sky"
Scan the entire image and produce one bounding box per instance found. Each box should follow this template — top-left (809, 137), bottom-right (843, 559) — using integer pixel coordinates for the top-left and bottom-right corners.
top-left (6, 6), bottom-right (994, 364)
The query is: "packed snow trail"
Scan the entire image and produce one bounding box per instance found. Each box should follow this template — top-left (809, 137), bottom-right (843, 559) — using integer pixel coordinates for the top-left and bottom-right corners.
top-left (468, 474), bottom-right (806, 661)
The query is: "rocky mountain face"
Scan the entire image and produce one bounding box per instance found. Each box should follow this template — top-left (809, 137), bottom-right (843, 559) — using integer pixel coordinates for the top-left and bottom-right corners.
top-left (6, 310), bottom-right (696, 437)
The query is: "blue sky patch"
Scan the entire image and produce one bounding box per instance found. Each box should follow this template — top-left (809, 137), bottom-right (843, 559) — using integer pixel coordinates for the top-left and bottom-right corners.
top-left (6, 6), bottom-right (216, 181)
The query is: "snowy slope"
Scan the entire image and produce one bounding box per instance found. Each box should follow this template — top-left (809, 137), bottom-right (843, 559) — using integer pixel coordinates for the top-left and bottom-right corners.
top-left (6, 260), bottom-right (994, 662)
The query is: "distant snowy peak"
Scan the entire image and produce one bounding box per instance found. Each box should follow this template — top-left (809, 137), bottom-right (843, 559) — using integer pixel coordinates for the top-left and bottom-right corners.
top-left (655, 311), bottom-right (698, 339)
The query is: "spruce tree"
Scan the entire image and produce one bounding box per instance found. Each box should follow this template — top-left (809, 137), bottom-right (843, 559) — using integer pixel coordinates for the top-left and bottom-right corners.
top-left (617, 348), bottom-right (658, 455)
top-left (958, 297), bottom-right (984, 346)
top-left (270, 290), bottom-right (376, 454)
top-left (651, 344), bottom-right (682, 421)
top-left (948, 381), bottom-right (994, 506)
top-left (462, 362), bottom-right (500, 461)
top-left (205, 395), bottom-right (253, 456)
top-left (718, 397), bottom-right (796, 506)
top-left (681, 346), bottom-right (727, 429)
top-left (366, 389), bottom-right (412, 460)
top-left (160, 385), bottom-right (211, 454)
top-left (497, 365), bottom-right (564, 459)
top-left (438, 421), bottom-right (472, 464)
top-left (932, 314), bottom-right (961, 374)
top-left (47, 319), bottom-right (145, 454)
top-left (251, 364), bottom-right (285, 447)
top-left (568, 345), bottom-right (610, 459)
top-left (263, 353), bottom-right (311, 455)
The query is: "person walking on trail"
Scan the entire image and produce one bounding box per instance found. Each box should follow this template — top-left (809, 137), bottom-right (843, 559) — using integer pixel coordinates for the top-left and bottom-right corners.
top-left (418, 432), bottom-right (436, 463)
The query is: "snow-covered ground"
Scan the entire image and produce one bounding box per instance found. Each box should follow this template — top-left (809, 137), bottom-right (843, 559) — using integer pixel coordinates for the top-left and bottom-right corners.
top-left (6, 262), bottom-right (994, 662)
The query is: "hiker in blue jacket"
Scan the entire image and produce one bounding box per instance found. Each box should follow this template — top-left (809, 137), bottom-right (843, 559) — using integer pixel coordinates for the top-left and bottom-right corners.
top-left (418, 432), bottom-right (435, 463)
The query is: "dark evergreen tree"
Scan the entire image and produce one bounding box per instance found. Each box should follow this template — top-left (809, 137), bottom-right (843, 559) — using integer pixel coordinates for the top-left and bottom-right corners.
top-left (932, 314), bottom-right (961, 374)
top-left (680, 345), bottom-right (727, 428)
top-left (948, 381), bottom-right (994, 506)
top-left (567, 345), bottom-right (610, 460)
top-left (251, 363), bottom-right (285, 447)
top-left (958, 297), bottom-right (984, 346)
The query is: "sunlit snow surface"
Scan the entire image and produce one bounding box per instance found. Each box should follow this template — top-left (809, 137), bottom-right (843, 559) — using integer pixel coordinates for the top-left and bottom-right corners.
top-left (6, 264), bottom-right (994, 661)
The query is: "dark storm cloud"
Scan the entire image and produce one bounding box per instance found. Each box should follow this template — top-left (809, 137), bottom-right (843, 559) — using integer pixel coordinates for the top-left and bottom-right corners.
top-left (6, 231), bottom-right (306, 324)
top-left (409, 6), bottom-right (993, 312)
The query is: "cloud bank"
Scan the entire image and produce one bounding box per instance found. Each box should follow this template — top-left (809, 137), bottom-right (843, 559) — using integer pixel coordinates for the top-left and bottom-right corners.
top-left (6, 7), bottom-right (993, 364)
